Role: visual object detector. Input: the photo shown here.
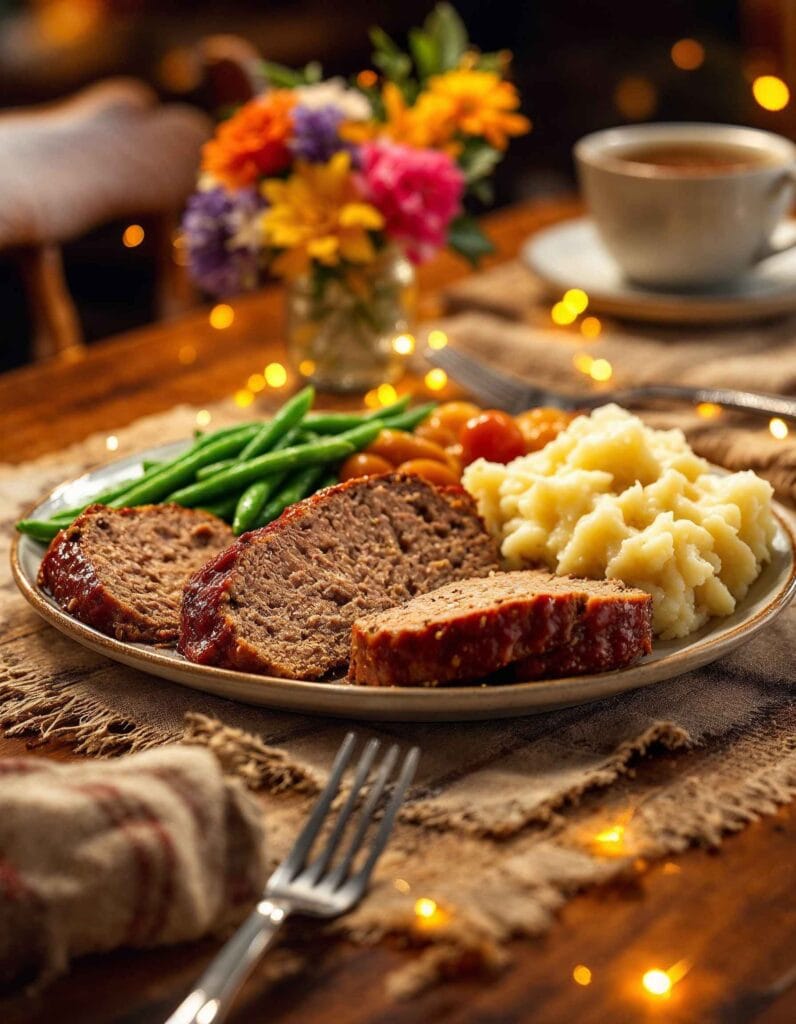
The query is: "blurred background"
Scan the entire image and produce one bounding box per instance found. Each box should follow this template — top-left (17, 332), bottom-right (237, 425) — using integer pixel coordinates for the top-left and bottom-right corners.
top-left (1, 0), bottom-right (793, 372)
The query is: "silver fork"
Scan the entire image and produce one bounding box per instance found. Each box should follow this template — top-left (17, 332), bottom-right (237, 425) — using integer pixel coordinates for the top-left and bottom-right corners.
top-left (165, 734), bottom-right (419, 1024)
top-left (427, 344), bottom-right (796, 421)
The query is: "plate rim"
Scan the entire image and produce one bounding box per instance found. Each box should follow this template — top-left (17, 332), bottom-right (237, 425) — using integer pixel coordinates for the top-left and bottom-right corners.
top-left (521, 215), bottom-right (796, 324)
top-left (9, 447), bottom-right (796, 721)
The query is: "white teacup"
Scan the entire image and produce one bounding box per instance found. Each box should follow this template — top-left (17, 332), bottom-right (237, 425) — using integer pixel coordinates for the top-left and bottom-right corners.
top-left (574, 122), bottom-right (796, 289)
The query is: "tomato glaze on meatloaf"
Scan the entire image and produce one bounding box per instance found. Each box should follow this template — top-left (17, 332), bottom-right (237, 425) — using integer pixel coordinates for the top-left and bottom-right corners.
top-left (178, 474), bottom-right (501, 679)
top-left (38, 503), bottom-right (234, 644)
top-left (348, 570), bottom-right (653, 686)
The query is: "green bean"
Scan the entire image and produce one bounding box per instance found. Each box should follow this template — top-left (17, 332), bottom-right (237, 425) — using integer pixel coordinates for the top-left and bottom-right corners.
top-left (254, 464), bottom-right (329, 528)
top-left (236, 387), bottom-right (314, 462)
top-left (107, 429), bottom-right (268, 509)
top-left (193, 422), bottom-right (261, 450)
top-left (196, 458), bottom-right (235, 481)
top-left (141, 459), bottom-right (163, 472)
top-left (230, 427), bottom-right (305, 535)
top-left (166, 435), bottom-right (354, 507)
top-left (15, 519), bottom-right (64, 543)
top-left (380, 402), bottom-right (438, 432)
top-left (199, 494), bottom-right (241, 521)
top-left (302, 396), bottom-right (411, 433)
top-left (335, 420), bottom-right (385, 449)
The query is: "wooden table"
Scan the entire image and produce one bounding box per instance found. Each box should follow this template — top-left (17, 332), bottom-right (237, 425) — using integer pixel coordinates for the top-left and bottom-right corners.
top-left (2, 200), bottom-right (794, 1024)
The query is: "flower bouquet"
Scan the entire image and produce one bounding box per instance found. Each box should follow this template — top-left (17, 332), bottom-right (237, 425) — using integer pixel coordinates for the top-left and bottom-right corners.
top-left (183, 3), bottom-right (530, 391)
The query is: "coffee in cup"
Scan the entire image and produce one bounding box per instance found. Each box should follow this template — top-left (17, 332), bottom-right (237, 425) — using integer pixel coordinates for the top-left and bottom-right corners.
top-left (574, 123), bottom-right (796, 289)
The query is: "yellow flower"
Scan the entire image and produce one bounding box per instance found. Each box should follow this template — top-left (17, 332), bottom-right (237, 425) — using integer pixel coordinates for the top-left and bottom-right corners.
top-left (260, 152), bottom-right (384, 279)
top-left (341, 83), bottom-right (458, 153)
top-left (426, 69), bottom-right (530, 150)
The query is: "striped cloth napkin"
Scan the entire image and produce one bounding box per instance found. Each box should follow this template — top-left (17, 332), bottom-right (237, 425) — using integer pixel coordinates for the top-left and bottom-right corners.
top-left (0, 745), bottom-right (267, 986)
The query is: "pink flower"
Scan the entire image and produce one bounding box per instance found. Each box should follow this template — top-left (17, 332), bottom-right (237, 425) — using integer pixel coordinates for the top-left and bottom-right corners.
top-left (359, 141), bottom-right (464, 263)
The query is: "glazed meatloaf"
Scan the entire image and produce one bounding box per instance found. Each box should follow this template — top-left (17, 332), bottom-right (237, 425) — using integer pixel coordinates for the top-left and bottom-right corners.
top-left (348, 570), bottom-right (653, 687)
top-left (38, 504), bottom-right (233, 644)
top-left (179, 474), bottom-right (501, 679)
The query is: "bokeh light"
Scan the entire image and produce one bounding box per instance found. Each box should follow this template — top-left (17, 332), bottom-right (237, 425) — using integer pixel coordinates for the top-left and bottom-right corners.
top-left (752, 75), bottom-right (790, 111)
top-left (563, 288), bottom-right (589, 315)
top-left (233, 389), bottom-right (254, 408)
top-left (209, 304), bottom-right (235, 330)
top-left (589, 358), bottom-right (613, 382)
top-left (572, 965), bottom-right (592, 986)
top-left (671, 39), bottom-right (705, 71)
top-left (105, 435), bottom-right (119, 451)
top-left (614, 76), bottom-right (657, 119)
top-left (393, 878), bottom-right (411, 894)
top-left (392, 333), bottom-right (415, 355)
top-left (642, 969), bottom-right (672, 997)
top-left (298, 359), bottom-right (317, 377)
top-left (265, 363), bottom-right (288, 388)
top-left (769, 417), bottom-right (789, 439)
top-left (122, 224), bottom-right (145, 248)
top-left (427, 329), bottom-right (448, 350)
top-left (697, 402), bottom-right (722, 420)
top-left (552, 301), bottom-right (577, 326)
top-left (580, 316), bottom-right (602, 339)
top-left (414, 897), bottom-right (437, 919)
top-left (424, 368), bottom-right (448, 391)
top-left (195, 409), bottom-right (212, 427)
top-left (247, 373), bottom-right (266, 393)
top-left (178, 344), bottom-right (197, 366)
top-left (377, 383), bottom-right (399, 406)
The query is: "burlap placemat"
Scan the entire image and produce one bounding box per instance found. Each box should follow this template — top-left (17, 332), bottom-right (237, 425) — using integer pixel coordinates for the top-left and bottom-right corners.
top-left (1, 393), bottom-right (794, 994)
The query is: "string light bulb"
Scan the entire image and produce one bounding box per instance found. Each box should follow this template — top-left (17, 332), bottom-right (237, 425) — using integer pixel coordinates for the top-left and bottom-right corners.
top-left (414, 897), bottom-right (437, 919)
top-left (392, 333), bottom-right (415, 355)
top-left (642, 969), bottom-right (672, 997)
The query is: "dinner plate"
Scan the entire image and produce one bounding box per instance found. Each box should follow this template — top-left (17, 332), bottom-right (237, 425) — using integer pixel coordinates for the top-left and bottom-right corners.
top-left (11, 441), bottom-right (796, 722)
top-left (521, 216), bottom-right (796, 324)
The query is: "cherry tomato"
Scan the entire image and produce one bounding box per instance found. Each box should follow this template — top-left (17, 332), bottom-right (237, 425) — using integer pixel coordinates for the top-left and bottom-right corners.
top-left (339, 452), bottom-right (393, 481)
top-left (433, 401), bottom-right (482, 436)
top-left (367, 429), bottom-right (450, 467)
top-left (514, 407), bottom-right (574, 452)
top-left (460, 410), bottom-right (526, 467)
top-left (397, 459), bottom-right (460, 487)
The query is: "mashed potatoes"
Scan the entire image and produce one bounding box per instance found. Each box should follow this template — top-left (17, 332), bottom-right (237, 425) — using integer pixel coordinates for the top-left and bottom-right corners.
top-left (462, 404), bottom-right (775, 638)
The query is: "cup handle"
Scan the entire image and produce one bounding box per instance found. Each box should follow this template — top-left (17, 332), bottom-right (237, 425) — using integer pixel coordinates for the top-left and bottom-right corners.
top-left (754, 165), bottom-right (796, 262)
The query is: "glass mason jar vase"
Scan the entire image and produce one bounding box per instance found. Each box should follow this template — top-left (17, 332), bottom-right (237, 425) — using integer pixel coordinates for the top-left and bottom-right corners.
top-left (285, 247), bottom-right (416, 393)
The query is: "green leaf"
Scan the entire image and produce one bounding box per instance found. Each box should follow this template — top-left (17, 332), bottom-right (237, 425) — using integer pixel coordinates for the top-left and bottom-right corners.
top-left (459, 140), bottom-right (503, 182)
top-left (369, 26), bottom-right (413, 81)
top-left (408, 28), bottom-right (441, 80)
top-left (447, 215), bottom-right (495, 267)
top-left (303, 61), bottom-right (324, 84)
top-left (424, 3), bottom-right (469, 71)
top-left (469, 178), bottom-right (495, 205)
top-left (259, 60), bottom-right (304, 88)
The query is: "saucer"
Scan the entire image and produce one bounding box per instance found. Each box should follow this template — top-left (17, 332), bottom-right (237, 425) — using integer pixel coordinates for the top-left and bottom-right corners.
top-left (521, 216), bottom-right (796, 325)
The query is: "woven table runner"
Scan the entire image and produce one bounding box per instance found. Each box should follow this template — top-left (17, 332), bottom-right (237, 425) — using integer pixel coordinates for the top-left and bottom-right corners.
top-left (2, 355), bottom-right (795, 993)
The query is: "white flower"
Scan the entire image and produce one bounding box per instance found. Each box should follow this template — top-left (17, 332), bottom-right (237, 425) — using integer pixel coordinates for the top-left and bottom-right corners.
top-left (294, 77), bottom-right (372, 121)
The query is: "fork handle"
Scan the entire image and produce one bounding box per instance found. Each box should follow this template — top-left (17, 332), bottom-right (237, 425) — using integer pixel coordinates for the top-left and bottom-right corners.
top-left (165, 898), bottom-right (291, 1024)
top-left (600, 385), bottom-right (796, 422)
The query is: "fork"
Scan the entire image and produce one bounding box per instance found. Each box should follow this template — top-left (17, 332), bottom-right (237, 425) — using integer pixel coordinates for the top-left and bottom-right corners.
top-left (165, 734), bottom-right (419, 1024)
top-left (427, 344), bottom-right (796, 421)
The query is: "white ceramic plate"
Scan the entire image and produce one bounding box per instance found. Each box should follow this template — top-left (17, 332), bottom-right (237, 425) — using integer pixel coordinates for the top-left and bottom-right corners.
top-left (11, 442), bottom-right (796, 721)
top-left (522, 216), bottom-right (796, 324)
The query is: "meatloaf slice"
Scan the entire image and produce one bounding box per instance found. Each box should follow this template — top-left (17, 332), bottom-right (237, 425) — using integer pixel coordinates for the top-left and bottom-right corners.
top-left (348, 570), bottom-right (653, 687)
top-left (178, 474), bottom-right (500, 679)
top-left (38, 504), bottom-right (233, 644)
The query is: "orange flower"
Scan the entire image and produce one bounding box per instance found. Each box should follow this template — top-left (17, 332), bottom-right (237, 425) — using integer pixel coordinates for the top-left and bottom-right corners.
top-left (341, 83), bottom-right (458, 153)
top-left (202, 92), bottom-right (295, 188)
top-left (426, 70), bottom-right (530, 150)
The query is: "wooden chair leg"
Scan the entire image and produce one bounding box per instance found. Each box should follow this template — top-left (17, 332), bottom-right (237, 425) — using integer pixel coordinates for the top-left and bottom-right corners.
top-left (20, 245), bottom-right (84, 361)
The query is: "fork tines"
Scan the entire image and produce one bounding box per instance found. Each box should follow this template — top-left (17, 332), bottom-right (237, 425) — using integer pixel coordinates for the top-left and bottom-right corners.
top-left (268, 734), bottom-right (418, 901)
top-left (426, 344), bottom-right (541, 412)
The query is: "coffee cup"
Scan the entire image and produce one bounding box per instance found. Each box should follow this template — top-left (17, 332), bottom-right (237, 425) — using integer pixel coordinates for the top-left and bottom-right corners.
top-left (574, 122), bottom-right (796, 289)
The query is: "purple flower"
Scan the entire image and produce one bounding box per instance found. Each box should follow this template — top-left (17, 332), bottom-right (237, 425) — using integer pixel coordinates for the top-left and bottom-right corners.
top-left (290, 104), bottom-right (356, 163)
top-left (181, 186), bottom-right (265, 297)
